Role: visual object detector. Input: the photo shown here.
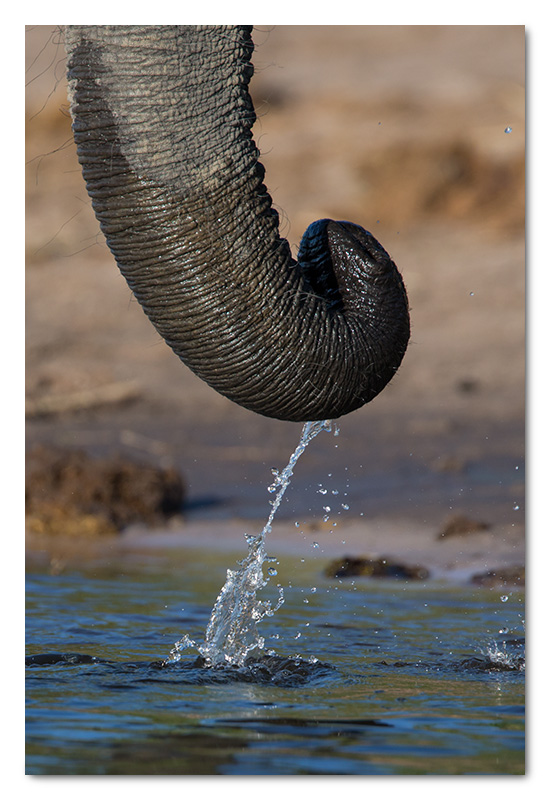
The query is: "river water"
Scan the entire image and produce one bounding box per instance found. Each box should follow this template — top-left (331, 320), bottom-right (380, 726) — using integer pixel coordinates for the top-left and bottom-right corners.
top-left (26, 546), bottom-right (524, 775)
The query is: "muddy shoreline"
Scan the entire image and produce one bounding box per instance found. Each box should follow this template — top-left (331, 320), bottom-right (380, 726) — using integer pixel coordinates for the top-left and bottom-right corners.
top-left (26, 404), bottom-right (524, 523)
top-left (26, 403), bottom-right (525, 585)
top-left (26, 514), bottom-right (525, 589)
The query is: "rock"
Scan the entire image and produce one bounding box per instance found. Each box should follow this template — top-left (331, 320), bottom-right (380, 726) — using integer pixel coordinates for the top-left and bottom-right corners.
top-left (438, 513), bottom-right (490, 539)
top-left (456, 378), bottom-right (480, 394)
top-left (324, 555), bottom-right (429, 580)
top-left (25, 445), bottom-right (185, 536)
top-left (470, 565), bottom-right (525, 588)
top-left (431, 455), bottom-right (467, 473)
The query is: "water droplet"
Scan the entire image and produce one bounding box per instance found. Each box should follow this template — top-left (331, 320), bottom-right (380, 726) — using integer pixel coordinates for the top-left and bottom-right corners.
top-left (311, 587), bottom-right (317, 593)
top-left (331, 489), bottom-right (339, 495)
top-left (312, 541), bottom-right (319, 548)
top-left (504, 126), bottom-right (512, 134)
top-left (501, 595), bottom-right (509, 603)
top-left (341, 503), bottom-right (350, 510)
top-left (513, 504), bottom-right (520, 511)
top-left (318, 487), bottom-right (328, 495)
top-left (499, 627), bottom-right (509, 634)
top-left (323, 506), bottom-right (331, 512)
top-left (294, 632), bottom-right (302, 639)
top-left (469, 291), bottom-right (475, 296)
top-left (294, 521), bottom-right (300, 527)
top-left (267, 567), bottom-right (278, 576)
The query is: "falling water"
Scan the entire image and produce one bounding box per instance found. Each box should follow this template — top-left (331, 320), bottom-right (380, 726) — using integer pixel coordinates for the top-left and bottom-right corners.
top-left (168, 419), bottom-right (336, 667)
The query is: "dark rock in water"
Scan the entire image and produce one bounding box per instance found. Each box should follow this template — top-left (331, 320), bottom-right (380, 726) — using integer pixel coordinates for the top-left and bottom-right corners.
top-left (241, 654), bottom-right (335, 685)
top-left (224, 654), bottom-right (336, 687)
top-left (438, 513), bottom-right (490, 539)
top-left (470, 565), bottom-right (525, 587)
top-left (324, 555), bottom-right (429, 580)
top-left (153, 653), bottom-right (337, 687)
top-left (25, 445), bottom-right (185, 536)
top-left (458, 654), bottom-right (524, 672)
top-left (25, 652), bottom-right (111, 666)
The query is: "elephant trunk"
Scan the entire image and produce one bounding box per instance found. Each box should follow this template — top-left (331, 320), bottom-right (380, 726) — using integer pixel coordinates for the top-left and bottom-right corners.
top-left (65, 25), bottom-right (410, 422)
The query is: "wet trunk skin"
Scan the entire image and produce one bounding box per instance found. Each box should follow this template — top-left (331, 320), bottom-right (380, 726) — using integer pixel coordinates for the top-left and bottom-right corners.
top-left (65, 25), bottom-right (410, 422)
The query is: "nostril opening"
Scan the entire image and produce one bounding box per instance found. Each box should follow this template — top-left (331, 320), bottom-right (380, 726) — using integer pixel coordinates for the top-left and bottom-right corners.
top-left (296, 219), bottom-right (344, 311)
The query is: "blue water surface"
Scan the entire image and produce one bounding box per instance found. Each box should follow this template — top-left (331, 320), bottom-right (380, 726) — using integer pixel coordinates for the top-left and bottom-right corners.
top-left (26, 549), bottom-right (524, 775)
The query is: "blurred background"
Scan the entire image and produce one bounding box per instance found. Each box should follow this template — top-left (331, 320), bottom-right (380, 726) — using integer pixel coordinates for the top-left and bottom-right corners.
top-left (25, 26), bottom-right (524, 536)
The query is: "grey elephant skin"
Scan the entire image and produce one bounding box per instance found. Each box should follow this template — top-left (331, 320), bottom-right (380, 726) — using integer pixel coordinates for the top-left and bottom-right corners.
top-left (64, 25), bottom-right (410, 422)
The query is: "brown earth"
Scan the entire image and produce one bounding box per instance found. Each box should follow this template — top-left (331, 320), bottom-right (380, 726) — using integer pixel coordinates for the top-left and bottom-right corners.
top-left (25, 26), bottom-right (525, 580)
top-left (25, 444), bottom-right (185, 537)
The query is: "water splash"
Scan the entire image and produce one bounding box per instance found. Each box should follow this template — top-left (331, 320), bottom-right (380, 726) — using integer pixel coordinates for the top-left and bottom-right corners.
top-left (482, 638), bottom-right (525, 672)
top-left (168, 419), bottom-right (336, 668)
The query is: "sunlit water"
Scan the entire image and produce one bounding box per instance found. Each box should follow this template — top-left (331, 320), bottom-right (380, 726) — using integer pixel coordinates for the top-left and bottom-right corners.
top-left (26, 557), bottom-right (524, 775)
top-left (25, 421), bottom-right (524, 775)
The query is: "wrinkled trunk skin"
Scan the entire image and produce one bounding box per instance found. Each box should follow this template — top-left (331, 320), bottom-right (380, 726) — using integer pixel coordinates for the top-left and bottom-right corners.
top-left (65, 25), bottom-right (410, 422)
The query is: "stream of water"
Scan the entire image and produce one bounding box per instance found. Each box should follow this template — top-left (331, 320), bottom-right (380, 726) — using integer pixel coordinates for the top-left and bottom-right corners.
top-left (168, 419), bottom-right (336, 667)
